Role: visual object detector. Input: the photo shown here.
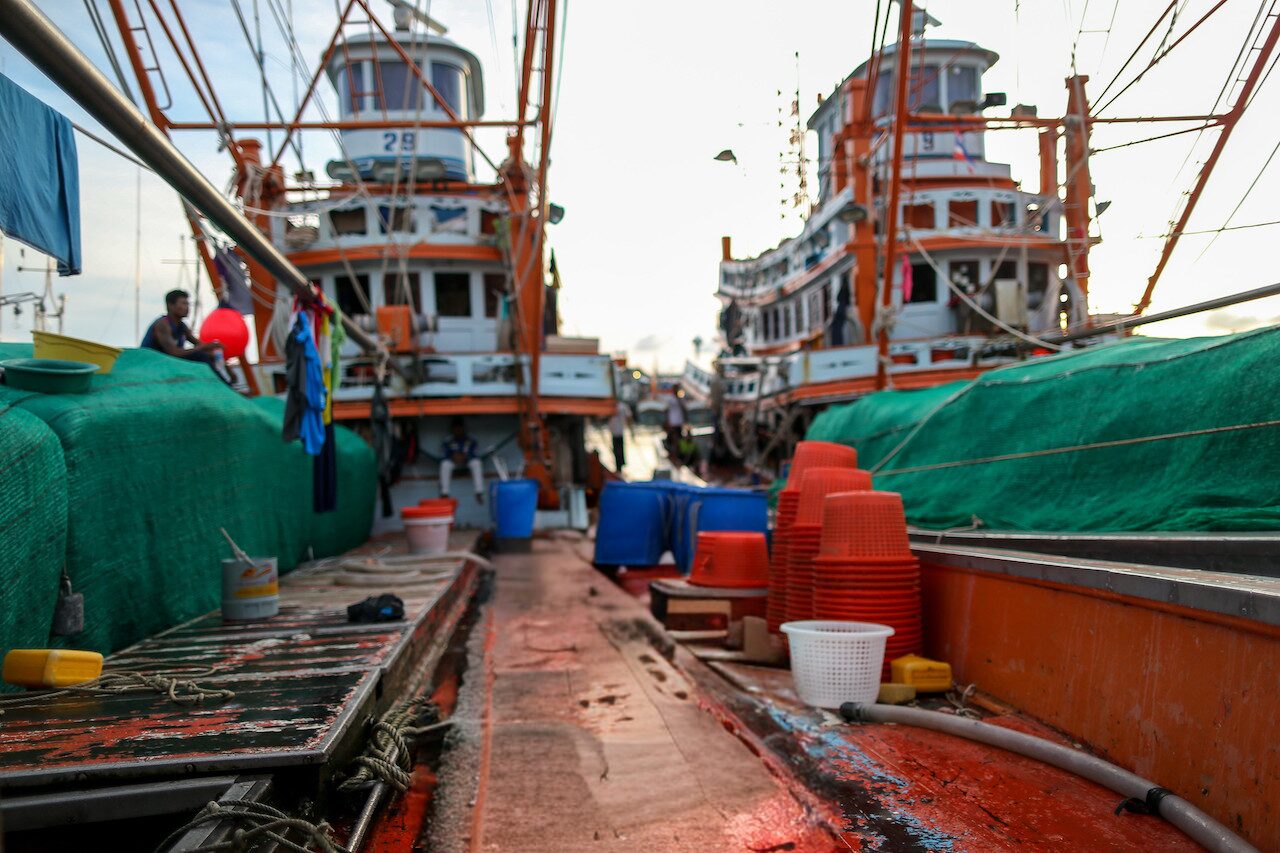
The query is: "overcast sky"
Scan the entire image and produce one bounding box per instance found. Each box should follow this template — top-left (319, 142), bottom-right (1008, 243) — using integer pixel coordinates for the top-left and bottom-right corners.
top-left (2, 0), bottom-right (1278, 371)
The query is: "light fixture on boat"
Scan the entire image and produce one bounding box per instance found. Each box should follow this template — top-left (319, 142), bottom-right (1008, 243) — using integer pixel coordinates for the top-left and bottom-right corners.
top-left (837, 202), bottom-right (869, 224)
top-left (414, 158), bottom-right (448, 182)
top-left (714, 149), bottom-right (738, 165)
top-left (981, 92), bottom-right (1008, 110)
top-left (547, 203), bottom-right (565, 224)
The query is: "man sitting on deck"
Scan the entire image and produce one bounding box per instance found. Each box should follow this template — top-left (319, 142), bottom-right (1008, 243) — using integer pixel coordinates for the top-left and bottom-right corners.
top-left (140, 289), bottom-right (230, 381)
top-left (441, 417), bottom-right (484, 504)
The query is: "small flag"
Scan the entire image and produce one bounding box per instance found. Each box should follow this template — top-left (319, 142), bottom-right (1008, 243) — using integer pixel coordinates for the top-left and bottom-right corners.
top-left (952, 130), bottom-right (975, 173)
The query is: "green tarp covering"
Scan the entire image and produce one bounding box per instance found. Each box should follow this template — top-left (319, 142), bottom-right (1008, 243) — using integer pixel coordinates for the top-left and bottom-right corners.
top-left (0, 403), bottom-right (67, 656)
top-left (0, 345), bottom-right (375, 658)
top-left (805, 327), bottom-right (1280, 532)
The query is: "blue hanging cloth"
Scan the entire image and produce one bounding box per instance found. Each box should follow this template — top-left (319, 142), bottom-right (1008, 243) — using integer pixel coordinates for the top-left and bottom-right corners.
top-left (0, 73), bottom-right (82, 275)
top-left (283, 312), bottom-right (327, 455)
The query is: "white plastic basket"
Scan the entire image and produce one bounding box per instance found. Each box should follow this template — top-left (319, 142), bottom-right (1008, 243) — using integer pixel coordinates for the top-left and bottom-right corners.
top-left (781, 620), bottom-right (895, 709)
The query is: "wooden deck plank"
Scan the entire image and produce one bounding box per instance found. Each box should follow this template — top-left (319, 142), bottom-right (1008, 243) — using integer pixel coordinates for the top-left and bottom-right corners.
top-left (0, 531), bottom-right (481, 791)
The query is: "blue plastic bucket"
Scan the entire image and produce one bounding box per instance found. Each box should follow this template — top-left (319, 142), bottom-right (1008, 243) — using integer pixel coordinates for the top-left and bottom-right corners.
top-left (493, 478), bottom-right (539, 539)
top-left (593, 482), bottom-right (673, 566)
top-left (678, 487), bottom-right (768, 572)
top-left (669, 483), bottom-right (700, 572)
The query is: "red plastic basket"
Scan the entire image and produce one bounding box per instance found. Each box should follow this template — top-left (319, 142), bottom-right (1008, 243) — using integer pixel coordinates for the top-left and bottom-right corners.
top-left (795, 468), bottom-right (873, 525)
top-left (689, 531), bottom-right (770, 589)
top-left (785, 527), bottom-right (822, 623)
top-left (819, 491), bottom-right (913, 559)
top-left (783, 441), bottom-right (858, 492)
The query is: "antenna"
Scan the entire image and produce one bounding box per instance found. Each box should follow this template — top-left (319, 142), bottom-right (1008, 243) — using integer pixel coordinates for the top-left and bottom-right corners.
top-left (778, 52), bottom-right (811, 220)
top-left (385, 0), bottom-right (447, 35)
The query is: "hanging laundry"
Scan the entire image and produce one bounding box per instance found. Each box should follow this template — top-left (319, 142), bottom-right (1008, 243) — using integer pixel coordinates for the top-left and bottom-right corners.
top-left (371, 380), bottom-right (395, 517)
top-left (213, 246), bottom-right (255, 315)
top-left (283, 311), bottom-right (327, 455)
top-left (0, 73), bottom-right (81, 275)
top-left (313, 422), bottom-right (338, 513)
top-left (430, 205), bottom-right (467, 234)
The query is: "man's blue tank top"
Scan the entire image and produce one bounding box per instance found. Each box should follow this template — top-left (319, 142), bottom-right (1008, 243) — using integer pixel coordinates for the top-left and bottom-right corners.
top-left (140, 316), bottom-right (190, 351)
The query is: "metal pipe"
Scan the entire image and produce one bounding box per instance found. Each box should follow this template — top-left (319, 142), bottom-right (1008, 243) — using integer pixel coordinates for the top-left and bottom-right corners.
top-left (874, 0), bottom-right (914, 390)
top-left (0, 0), bottom-right (387, 358)
top-left (1050, 279), bottom-right (1280, 344)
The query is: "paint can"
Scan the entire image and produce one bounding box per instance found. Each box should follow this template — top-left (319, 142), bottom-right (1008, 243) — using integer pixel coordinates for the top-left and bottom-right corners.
top-left (221, 556), bottom-right (279, 621)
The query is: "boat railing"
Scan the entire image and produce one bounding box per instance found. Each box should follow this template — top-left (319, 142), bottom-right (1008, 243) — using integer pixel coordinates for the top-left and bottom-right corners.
top-left (699, 336), bottom-right (1003, 403)
top-left (285, 351), bottom-right (614, 402)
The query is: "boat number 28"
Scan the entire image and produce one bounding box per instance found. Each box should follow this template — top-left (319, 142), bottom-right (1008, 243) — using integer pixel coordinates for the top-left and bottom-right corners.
top-left (382, 132), bottom-right (417, 152)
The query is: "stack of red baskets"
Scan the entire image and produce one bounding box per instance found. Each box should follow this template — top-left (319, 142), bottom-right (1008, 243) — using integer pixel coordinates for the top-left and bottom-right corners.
top-left (785, 467), bottom-right (873, 624)
top-left (688, 531), bottom-right (769, 589)
top-left (813, 490), bottom-right (921, 677)
top-left (767, 441), bottom-right (858, 633)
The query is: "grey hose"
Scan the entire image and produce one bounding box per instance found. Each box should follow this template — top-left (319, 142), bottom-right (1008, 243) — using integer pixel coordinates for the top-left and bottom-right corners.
top-left (839, 703), bottom-right (1258, 853)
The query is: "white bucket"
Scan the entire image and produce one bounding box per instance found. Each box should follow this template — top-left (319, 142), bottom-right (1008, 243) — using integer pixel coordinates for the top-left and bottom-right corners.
top-left (221, 556), bottom-right (279, 621)
top-left (781, 620), bottom-right (894, 709)
top-left (405, 515), bottom-right (453, 555)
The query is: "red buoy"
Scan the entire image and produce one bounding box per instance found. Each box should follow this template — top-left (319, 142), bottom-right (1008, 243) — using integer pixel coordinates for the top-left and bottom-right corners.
top-left (199, 306), bottom-right (250, 360)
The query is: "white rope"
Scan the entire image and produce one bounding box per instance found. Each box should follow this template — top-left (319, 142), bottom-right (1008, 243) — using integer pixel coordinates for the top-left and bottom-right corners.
top-left (906, 232), bottom-right (1065, 351)
top-left (877, 418), bottom-right (1280, 477)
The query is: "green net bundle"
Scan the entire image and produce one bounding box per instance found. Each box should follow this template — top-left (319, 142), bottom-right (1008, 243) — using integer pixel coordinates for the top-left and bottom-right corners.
top-left (805, 327), bottom-right (1280, 532)
top-left (0, 345), bottom-right (375, 656)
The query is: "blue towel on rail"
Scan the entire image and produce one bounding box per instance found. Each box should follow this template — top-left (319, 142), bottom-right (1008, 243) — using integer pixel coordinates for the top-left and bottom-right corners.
top-left (0, 73), bottom-right (81, 275)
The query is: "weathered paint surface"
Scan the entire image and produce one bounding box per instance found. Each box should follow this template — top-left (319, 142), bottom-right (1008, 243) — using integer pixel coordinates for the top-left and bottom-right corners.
top-left (694, 661), bottom-right (1201, 852)
top-left (922, 560), bottom-right (1280, 850)
top-left (0, 536), bottom-right (477, 789)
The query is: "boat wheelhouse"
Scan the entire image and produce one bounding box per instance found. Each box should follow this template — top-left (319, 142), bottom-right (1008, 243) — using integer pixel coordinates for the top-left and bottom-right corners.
top-left (235, 13), bottom-right (614, 524)
top-left (688, 18), bottom-right (1099, 418)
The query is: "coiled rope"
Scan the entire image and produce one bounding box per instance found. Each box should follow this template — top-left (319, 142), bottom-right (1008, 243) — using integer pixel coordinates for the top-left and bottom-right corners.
top-left (338, 697), bottom-right (450, 793)
top-left (0, 670), bottom-right (234, 715)
top-left (153, 799), bottom-right (344, 853)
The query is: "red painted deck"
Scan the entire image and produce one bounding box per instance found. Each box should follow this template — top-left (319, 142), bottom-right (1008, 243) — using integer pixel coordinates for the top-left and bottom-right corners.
top-left (413, 536), bottom-right (1206, 852)
top-left (421, 536), bottom-right (837, 851)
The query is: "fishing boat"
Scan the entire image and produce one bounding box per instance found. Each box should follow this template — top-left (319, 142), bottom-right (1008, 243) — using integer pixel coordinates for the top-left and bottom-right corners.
top-left (0, 1), bottom-right (1277, 851)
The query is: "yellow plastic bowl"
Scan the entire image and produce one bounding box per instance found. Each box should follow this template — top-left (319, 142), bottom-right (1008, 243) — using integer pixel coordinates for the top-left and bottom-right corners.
top-left (32, 330), bottom-right (122, 374)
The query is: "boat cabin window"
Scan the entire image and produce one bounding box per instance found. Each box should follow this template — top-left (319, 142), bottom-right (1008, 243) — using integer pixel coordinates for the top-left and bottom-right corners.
top-left (908, 263), bottom-right (937, 303)
top-left (909, 64), bottom-right (941, 112)
top-left (783, 304), bottom-right (793, 338)
top-left (378, 60), bottom-right (424, 111)
top-left (435, 272), bottom-right (472, 317)
top-left (946, 65), bottom-right (980, 112)
top-left (480, 210), bottom-right (501, 236)
top-left (995, 260), bottom-right (1018, 284)
top-left (338, 61), bottom-right (368, 113)
top-left (330, 207), bottom-right (367, 236)
top-left (992, 200), bottom-right (1016, 228)
top-left (904, 201), bottom-right (936, 230)
top-left (384, 272), bottom-right (421, 307)
top-left (430, 62), bottom-right (464, 116)
top-left (948, 199), bottom-right (978, 228)
top-left (334, 274), bottom-right (370, 317)
top-left (949, 259), bottom-right (980, 291)
top-left (484, 273), bottom-right (506, 317)
top-left (378, 205), bottom-right (415, 234)
top-left (1027, 262), bottom-right (1049, 310)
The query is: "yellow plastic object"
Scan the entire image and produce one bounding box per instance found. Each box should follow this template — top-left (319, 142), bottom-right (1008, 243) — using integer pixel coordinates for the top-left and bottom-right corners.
top-left (877, 682), bottom-right (918, 704)
top-left (32, 331), bottom-right (122, 374)
top-left (3, 649), bottom-right (104, 689)
top-left (890, 654), bottom-right (953, 693)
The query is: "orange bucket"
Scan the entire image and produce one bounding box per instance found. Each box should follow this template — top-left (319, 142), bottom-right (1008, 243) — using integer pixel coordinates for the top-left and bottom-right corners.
top-left (419, 497), bottom-right (458, 515)
top-left (796, 467), bottom-right (873, 525)
top-left (689, 531), bottom-right (770, 589)
top-left (767, 491), bottom-right (803, 632)
top-left (819, 491), bottom-right (913, 559)
top-left (782, 441), bottom-right (857, 492)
